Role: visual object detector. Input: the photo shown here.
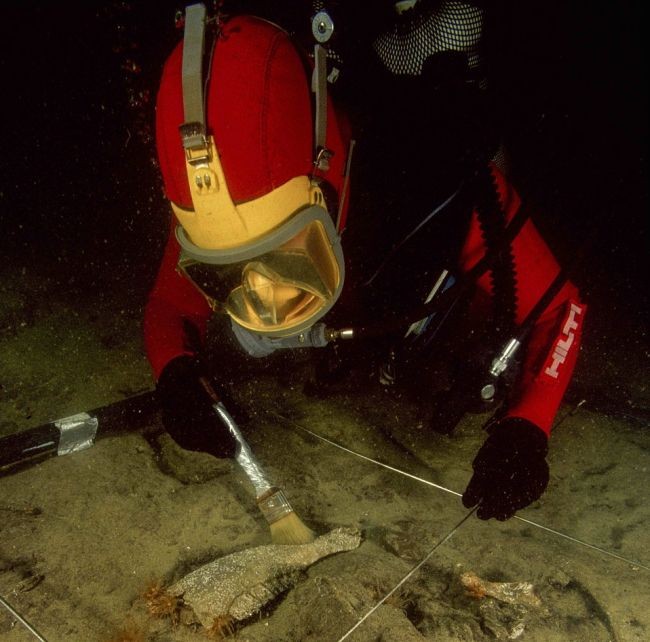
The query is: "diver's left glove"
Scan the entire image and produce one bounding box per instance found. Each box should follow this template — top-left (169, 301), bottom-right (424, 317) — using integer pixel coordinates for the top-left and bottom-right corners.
top-left (462, 418), bottom-right (549, 520)
top-left (156, 355), bottom-right (237, 458)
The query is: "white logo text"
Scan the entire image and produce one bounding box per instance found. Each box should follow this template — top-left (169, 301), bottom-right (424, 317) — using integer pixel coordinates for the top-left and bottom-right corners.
top-left (545, 303), bottom-right (583, 379)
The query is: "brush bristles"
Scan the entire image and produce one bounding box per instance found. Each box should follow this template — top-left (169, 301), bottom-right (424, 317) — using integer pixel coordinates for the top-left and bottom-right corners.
top-left (270, 511), bottom-right (315, 545)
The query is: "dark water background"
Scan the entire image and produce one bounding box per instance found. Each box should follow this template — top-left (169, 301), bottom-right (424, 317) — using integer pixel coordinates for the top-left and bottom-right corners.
top-left (0, 1), bottom-right (647, 415)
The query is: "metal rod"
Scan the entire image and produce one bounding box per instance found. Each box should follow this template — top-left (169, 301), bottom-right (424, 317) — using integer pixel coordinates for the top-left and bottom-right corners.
top-left (0, 594), bottom-right (49, 641)
top-left (271, 412), bottom-right (649, 571)
top-left (336, 506), bottom-right (478, 641)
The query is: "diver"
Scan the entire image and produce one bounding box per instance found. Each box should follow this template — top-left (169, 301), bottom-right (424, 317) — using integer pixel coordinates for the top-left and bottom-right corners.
top-left (146, 1), bottom-right (586, 522)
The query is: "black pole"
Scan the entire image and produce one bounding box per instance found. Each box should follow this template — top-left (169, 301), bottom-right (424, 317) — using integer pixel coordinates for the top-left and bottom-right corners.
top-left (0, 390), bottom-right (158, 475)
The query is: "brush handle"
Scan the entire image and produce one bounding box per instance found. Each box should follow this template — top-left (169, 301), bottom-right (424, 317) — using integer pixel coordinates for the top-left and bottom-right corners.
top-left (212, 401), bottom-right (294, 525)
top-left (210, 400), bottom-right (273, 497)
top-left (199, 377), bottom-right (274, 497)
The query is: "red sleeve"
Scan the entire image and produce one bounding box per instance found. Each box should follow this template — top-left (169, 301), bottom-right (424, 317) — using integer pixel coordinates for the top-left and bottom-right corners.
top-left (143, 220), bottom-right (212, 380)
top-left (459, 165), bottom-right (587, 436)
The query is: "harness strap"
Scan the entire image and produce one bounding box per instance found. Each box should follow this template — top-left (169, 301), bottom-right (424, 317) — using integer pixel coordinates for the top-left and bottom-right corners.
top-left (180, 3), bottom-right (209, 160)
top-left (312, 43), bottom-right (330, 171)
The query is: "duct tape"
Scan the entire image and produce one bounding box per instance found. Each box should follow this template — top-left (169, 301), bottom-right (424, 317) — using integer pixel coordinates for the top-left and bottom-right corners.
top-left (55, 412), bottom-right (98, 456)
top-left (213, 402), bottom-right (272, 497)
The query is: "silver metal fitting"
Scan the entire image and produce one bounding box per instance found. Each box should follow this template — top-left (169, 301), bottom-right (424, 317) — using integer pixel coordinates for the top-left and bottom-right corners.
top-left (312, 10), bottom-right (334, 43)
top-left (324, 327), bottom-right (355, 342)
top-left (480, 383), bottom-right (496, 402)
top-left (180, 122), bottom-right (210, 165)
top-left (314, 146), bottom-right (333, 172)
top-left (489, 338), bottom-right (521, 378)
top-left (257, 488), bottom-right (293, 525)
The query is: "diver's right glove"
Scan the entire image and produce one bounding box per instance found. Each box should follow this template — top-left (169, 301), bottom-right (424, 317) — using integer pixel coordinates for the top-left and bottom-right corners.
top-left (462, 417), bottom-right (549, 520)
top-left (156, 355), bottom-right (237, 458)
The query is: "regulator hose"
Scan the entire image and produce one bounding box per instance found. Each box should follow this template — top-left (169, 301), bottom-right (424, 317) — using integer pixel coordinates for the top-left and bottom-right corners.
top-left (349, 195), bottom-right (531, 341)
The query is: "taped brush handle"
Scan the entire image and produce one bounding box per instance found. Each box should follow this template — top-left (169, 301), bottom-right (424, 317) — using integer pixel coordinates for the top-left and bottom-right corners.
top-left (199, 377), bottom-right (273, 497)
top-left (200, 379), bottom-right (312, 542)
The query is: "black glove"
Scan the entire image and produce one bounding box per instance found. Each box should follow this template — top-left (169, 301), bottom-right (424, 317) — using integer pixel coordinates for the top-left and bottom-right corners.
top-left (462, 418), bottom-right (549, 520)
top-left (156, 356), bottom-right (237, 458)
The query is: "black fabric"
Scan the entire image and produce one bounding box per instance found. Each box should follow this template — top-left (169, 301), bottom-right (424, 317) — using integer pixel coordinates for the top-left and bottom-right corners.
top-left (337, 14), bottom-right (500, 321)
top-left (156, 355), bottom-right (237, 458)
top-left (462, 417), bottom-right (549, 520)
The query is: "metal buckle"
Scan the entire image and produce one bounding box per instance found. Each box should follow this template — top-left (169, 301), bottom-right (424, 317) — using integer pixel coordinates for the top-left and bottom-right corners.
top-left (314, 146), bottom-right (333, 172)
top-left (180, 122), bottom-right (210, 165)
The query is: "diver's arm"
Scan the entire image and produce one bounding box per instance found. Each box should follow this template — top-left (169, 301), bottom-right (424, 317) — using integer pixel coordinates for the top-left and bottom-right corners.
top-left (459, 166), bottom-right (587, 519)
top-left (503, 281), bottom-right (586, 436)
top-left (144, 222), bottom-right (211, 381)
top-left (144, 223), bottom-right (237, 458)
top-left (459, 165), bottom-right (587, 435)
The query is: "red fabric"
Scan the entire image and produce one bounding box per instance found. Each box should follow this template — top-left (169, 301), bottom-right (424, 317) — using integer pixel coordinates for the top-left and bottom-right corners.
top-left (147, 15), bottom-right (351, 379)
top-left (147, 15), bottom-right (584, 432)
top-left (459, 165), bottom-right (587, 435)
top-left (155, 15), bottom-right (350, 209)
top-left (144, 225), bottom-right (211, 379)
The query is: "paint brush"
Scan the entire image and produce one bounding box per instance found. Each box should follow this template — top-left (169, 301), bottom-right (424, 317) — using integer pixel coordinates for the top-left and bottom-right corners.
top-left (200, 378), bottom-right (314, 545)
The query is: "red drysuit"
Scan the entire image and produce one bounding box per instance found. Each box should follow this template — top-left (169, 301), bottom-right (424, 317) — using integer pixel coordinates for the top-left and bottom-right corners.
top-left (145, 15), bottom-right (351, 377)
top-left (460, 166), bottom-right (586, 435)
top-left (145, 15), bottom-right (586, 438)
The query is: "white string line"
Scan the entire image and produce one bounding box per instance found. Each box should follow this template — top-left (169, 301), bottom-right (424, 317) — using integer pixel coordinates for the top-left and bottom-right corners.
top-left (271, 412), bottom-right (649, 572)
top-left (0, 594), bottom-right (48, 642)
top-left (278, 414), bottom-right (462, 497)
top-left (336, 506), bottom-right (478, 642)
top-left (512, 516), bottom-right (648, 570)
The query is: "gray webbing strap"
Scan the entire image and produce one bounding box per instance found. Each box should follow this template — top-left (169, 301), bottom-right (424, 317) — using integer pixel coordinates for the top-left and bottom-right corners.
top-left (181, 3), bottom-right (207, 148)
top-left (312, 43), bottom-right (329, 169)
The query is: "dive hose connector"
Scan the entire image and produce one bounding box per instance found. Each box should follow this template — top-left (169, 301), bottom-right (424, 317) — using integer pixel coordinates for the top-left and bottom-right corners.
top-left (324, 327), bottom-right (355, 342)
top-left (257, 487), bottom-right (294, 525)
top-left (490, 337), bottom-right (521, 378)
top-left (481, 337), bottom-right (521, 403)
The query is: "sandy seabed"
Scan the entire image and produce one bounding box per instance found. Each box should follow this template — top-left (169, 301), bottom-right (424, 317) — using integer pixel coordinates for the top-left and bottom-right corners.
top-left (0, 260), bottom-right (649, 642)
